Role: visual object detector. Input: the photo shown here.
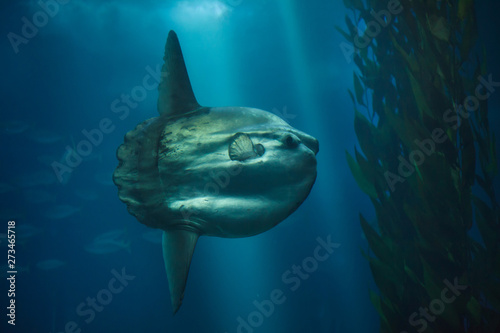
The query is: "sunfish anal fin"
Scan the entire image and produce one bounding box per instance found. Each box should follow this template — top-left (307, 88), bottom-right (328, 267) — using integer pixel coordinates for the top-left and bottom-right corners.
top-left (162, 229), bottom-right (199, 314)
top-left (158, 30), bottom-right (201, 117)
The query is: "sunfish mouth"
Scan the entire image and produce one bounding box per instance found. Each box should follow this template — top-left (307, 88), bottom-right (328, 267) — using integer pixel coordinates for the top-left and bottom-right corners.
top-left (292, 130), bottom-right (319, 155)
top-left (304, 136), bottom-right (319, 155)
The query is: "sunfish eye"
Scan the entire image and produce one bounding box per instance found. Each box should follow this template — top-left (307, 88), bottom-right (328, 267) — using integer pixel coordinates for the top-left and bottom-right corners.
top-left (283, 134), bottom-right (300, 148)
top-left (254, 143), bottom-right (265, 156)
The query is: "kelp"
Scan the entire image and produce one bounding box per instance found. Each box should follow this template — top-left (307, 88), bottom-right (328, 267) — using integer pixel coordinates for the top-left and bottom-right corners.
top-left (339, 0), bottom-right (500, 331)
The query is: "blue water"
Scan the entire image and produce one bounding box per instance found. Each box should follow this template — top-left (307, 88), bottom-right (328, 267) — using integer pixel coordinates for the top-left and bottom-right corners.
top-left (1, 1), bottom-right (499, 332)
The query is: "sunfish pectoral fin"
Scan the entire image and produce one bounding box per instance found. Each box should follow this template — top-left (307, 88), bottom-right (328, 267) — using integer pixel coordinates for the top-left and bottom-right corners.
top-left (229, 132), bottom-right (265, 161)
top-left (158, 30), bottom-right (201, 117)
top-left (162, 229), bottom-right (199, 314)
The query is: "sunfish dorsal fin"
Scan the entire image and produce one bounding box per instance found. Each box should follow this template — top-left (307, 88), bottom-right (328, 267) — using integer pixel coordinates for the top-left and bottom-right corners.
top-left (162, 229), bottom-right (199, 314)
top-left (158, 30), bottom-right (201, 116)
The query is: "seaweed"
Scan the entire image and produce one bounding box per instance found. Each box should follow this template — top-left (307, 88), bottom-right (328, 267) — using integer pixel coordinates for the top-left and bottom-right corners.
top-left (339, 0), bottom-right (500, 331)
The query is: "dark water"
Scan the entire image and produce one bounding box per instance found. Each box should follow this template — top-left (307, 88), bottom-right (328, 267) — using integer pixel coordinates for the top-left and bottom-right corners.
top-left (0, 1), bottom-right (499, 332)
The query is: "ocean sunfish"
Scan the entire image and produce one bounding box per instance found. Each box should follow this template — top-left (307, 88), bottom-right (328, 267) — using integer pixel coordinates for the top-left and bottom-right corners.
top-left (113, 31), bottom-right (319, 314)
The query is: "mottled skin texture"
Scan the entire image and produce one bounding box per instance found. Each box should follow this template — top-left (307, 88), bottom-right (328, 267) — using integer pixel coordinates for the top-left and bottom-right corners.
top-left (161, 106), bottom-right (319, 237)
top-left (113, 31), bottom-right (319, 314)
top-left (115, 106), bottom-right (318, 237)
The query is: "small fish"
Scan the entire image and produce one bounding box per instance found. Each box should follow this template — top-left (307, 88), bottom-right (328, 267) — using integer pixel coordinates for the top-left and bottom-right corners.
top-left (23, 189), bottom-right (54, 204)
top-left (17, 170), bottom-right (56, 187)
top-left (36, 259), bottom-right (66, 270)
top-left (43, 205), bottom-right (80, 220)
top-left (30, 129), bottom-right (62, 144)
top-left (84, 239), bottom-right (131, 254)
top-left (93, 229), bottom-right (128, 242)
top-left (74, 189), bottom-right (99, 201)
top-left (0, 120), bottom-right (29, 134)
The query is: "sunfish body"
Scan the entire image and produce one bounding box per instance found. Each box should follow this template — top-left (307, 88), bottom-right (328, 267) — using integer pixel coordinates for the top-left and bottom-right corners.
top-left (113, 31), bottom-right (319, 314)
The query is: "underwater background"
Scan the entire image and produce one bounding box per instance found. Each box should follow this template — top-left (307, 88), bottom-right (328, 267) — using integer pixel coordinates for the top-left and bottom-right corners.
top-left (0, 0), bottom-right (499, 332)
